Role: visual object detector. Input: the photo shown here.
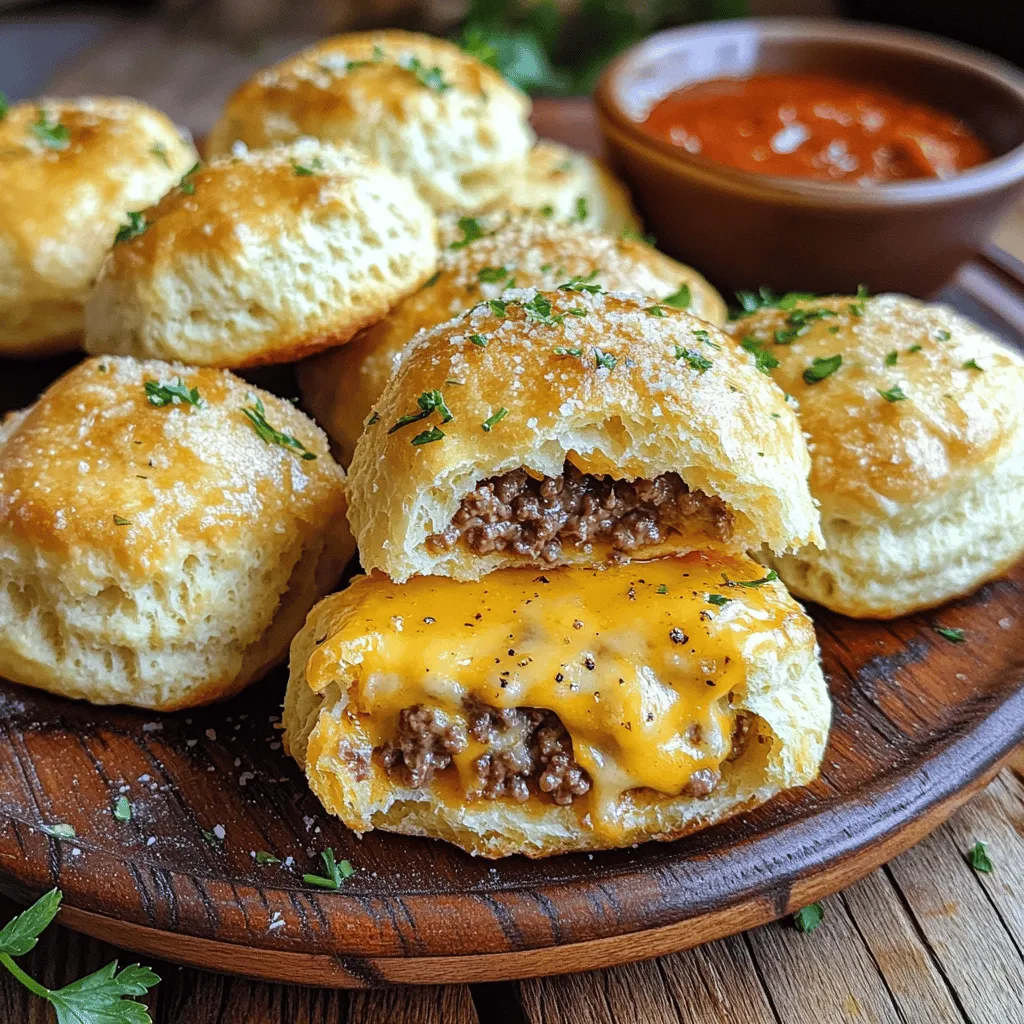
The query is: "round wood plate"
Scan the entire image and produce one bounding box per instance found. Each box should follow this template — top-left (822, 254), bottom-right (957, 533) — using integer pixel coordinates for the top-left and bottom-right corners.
top-left (2, 106), bottom-right (1024, 988)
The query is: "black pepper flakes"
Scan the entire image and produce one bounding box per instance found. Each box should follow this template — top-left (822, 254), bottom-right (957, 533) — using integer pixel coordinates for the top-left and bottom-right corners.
top-left (669, 628), bottom-right (688, 644)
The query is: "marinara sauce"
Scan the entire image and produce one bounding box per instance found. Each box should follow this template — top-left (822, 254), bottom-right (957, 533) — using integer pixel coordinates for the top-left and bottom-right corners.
top-left (641, 73), bottom-right (990, 184)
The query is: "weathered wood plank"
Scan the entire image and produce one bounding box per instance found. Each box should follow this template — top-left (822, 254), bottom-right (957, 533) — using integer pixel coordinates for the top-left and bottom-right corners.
top-left (745, 893), bottom-right (903, 1023)
top-left (347, 984), bottom-right (479, 1024)
top-left (887, 806), bottom-right (1024, 1024)
top-left (842, 868), bottom-right (963, 1022)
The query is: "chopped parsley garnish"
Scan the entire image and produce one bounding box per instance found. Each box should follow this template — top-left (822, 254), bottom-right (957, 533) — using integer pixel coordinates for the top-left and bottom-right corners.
top-left (39, 823), bottom-right (75, 840)
top-left (150, 142), bottom-right (170, 167)
top-left (303, 847), bottom-right (355, 890)
top-left (30, 110), bottom-right (70, 150)
top-left (553, 346), bottom-right (582, 357)
top-left (878, 384), bottom-right (908, 402)
top-left (848, 284), bottom-right (870, 316)
top-left (934, 625), bottom-right (965, 643)
top-left (734, 287), bottom-right (816, 317)
top-left (539, 203), bottom-right (554, 217)
top-left (255, 851), bottom-right (281, 865)
top-left (242, 398), bottom-right (317, 460)
top-left (0, 889), bottom-right (160, 1021)
top-left (113, 796), bottom-right (132, 822)
top-left (114, 211), bottom-right (147, 244)
top-left (178, 161), bottom-right (201, 195)
top-left (411, 426), bottom-right (445, 445)
top-left (293, 156), bottom-right (324, 175)
top-left (935, 329), bottom-right (951, 341)
top-left (725, 570), bottom-right (778, 589)
top-left (885, 351), bottom-right (898, 366)
top-left (963, 358), bottom-right (984, 372)
top-left (663, 283), bottom-right (692, 308)
top-left (644, 305), bottom-right (668, 317)
top-left (449, 216), bottom-right (485, 249)
top-left (112, 515), bottom-right (131, 527)
top-left (967, 840), bottom-right (992, 873)
top-left (145, 378), bottom-right (203, 408)
top-left (522, 293), bottom-right (585, 325)
top-left (793, 902), bottom-right (824, 934)
top-left (389, 389), bottom-right (453, 434)
top-left (574, 195), bottom-right (589, 222)
top-left (558, 269), bottom-right (601, 294)
top-left (620, 226), bottom-right (657, 244)
top-left (706, 593), bottom-right (731, 606)
top-left (774, 306), bottom-right (837, 344)
top-left (802, 354), bottom-right (842, 384)
top-left (478, 265), bottom-right (509, 283)
top-left (0, 92), bottom-right (8, 121)
top-left (421, 270), bottom-right (441, 289)
top-left (675, 347), bottom-right (712, 373)
top-left (398, 53), bottom-right (451, 92)
top-left (740, 336), bottom-right (779, 375)
top-left (481, 407), bottom-right (508, 432)
top-left (366, 411), bottom-right (380, 426)
top-left (656, 584), bottom-right (669, 594)
top-left (908, 344), bottom-right (923, 353)
top-left (485, 298), bottom-right (508, 316)
top-left (594, 348), bottom-right (617, 370)
top-left (470, 334), bottom-right (488, 347)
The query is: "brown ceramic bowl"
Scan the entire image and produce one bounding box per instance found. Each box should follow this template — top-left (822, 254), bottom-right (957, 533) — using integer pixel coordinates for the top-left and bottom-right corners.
top-left (595, 18), bottom-right (1024, 296)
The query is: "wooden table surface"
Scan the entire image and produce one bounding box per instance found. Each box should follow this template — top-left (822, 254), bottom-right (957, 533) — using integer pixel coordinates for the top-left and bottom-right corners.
top-left (1, 15), bottom-right (1024, 1023)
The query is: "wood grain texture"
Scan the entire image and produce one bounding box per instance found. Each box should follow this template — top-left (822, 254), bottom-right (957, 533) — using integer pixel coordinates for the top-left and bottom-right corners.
top-left (1, 98), bottom-right (1024, 988)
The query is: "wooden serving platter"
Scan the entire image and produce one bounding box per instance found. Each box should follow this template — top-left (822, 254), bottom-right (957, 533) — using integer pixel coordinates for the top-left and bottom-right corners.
top-left (1, 104), bottom-right (1023, 988)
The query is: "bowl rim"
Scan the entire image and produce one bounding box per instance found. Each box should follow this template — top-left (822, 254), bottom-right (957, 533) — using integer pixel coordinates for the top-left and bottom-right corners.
top-left (595, 17), bottom-right (1024, 209)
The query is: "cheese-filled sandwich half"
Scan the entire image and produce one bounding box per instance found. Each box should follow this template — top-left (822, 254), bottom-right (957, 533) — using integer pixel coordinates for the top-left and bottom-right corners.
top-left (298, 216), bottom-right (726, 464)
top-left (284, 555), bottom-right (831, 857)
top-left (347, 288), bottom-right (821, 583)
top-left (730, 293), bottom-right (1024, 618)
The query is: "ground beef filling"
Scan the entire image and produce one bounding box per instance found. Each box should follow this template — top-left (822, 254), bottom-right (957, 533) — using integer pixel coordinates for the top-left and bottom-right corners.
top-left (379, 704), bottom-right (755, 806)
top-left (426, 462), bottom-right (733, 563)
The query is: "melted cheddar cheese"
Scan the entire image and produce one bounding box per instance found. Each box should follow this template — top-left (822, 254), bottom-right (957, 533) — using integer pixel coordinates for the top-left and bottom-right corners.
top-left (304, 552), bottom-right (795, 838)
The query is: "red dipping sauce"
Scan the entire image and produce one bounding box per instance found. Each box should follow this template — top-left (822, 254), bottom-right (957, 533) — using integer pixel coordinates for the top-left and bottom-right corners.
top-left (642, 73), bottom-right (990, 184)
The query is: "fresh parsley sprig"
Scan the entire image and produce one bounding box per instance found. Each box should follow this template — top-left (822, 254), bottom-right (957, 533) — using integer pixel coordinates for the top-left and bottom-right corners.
top-left (398, 54), bottom-right (451, 92)
top-left (0, 889), bottom-right (160, 1023)
top-left (242, 398), bottom-right (317, 460)
top-left (389, 389), bottom-right (454, 435)
top-left (793, 902), bottom-right (824, 934)
top-left (802, 354), bottom-right (842, 384)
top-left (144, 378), bottom-right (203, 408)
top-left (303, 848), bottom-right (355, 890)
top-left (449, 216), bottom-right (485, 249)
top-left (114, 212), bottom-right (147, 245)
top-left (30, 109), bottom-right (70, 150)
top-left (662, 283), bottom-right (692, 309)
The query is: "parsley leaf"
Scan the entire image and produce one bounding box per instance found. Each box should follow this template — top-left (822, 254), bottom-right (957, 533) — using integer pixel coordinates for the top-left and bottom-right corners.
top-left (706, 593), bottom-right (730, 607)
top-left (644, 305), bottom-right (668, 317)
top-left (733, 287), bottom-right (816, 317)
top-left (594, 348), bottom-right (617, 370)
top-left (553, 346), bottom-right (582, 357)
top-left (112, 515), bottom-right (131, 527)
top-left (0, 92), bottom-right (8, 122)
top-left (656, 584), bottom-right (669, 594)
top-left (885, 351), bottom-right (898, 366)
top-left (113, 797), bottom-right (132, 822)
top-left (1, 889), bottom-right (160, 1022)
top-left (242, 398), bottom-right (317, 460)
top-left (740, 336), bottom-right (779, 375)
top-left (144, 378), bottom-right (203, 408)
top-left (30, 109), bottom-right (70, 150)
top-left (967, 840), bottom-right (992, 873)
top-left (178, 161), bottom-right (201, 195)
top-left (963, 358), bottom-right (985, 372)
top-left (470, 334), bottom-right (488, 347)
top-left (574, 195), bottom-right (589, 222)
top-left (114, 212), bottom-right (147, 245)
top-left (389, 390), bottom-right (453, 434)
top-left (477, 265), bottom-right (509, 283)
top-left (674, 347), bottom-right (712, 373)
top-left (40, 823), bottom-right (75, 840)
top-left (793, 902), bottom-right (824, 934)
top-left (935, 329), bottom-right (951, 341)
top-left (303, 848), bottom-right (356, 890)
top-left (420, 270), bottom-right (441, 289)
top-left (150, 142), bottom-right (170, 167)
top-left (449, 216), bottom-right (485, 249)
top-left (482, 407), bottom-right (509, 432)
top-left (398, 54), bottom-right (451, 92)
top-left (411, 426), bottom-right (445, 446)
top-left (934, 625), bottom-right (965, 643)
top-left (724, 570), bottom-right (778, 589)
top-left (558, 270), bottom-right (601, 294)
top-left (878, 384), bottom-right (908, 402)
top-left (293, 156), bottom-right (324, 175)
top-left (663, 283), bottom-right (691, 308)
top-left (255, 851), bottom-right (281, 865)
top-left (802, 354), bottom-right (842, 384)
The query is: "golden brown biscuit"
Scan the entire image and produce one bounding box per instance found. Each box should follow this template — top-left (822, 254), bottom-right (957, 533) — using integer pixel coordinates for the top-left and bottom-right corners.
top-left (207, 30), bottom-right (534, 213)
top-left (84, 140), bottom-right (437, 369)
top-left (0, 97), bottom-right (197, 356)
top-left (298, 217), bottom-right (727, 464)
top-left (0, 356), bottom-right (354, 710)
top-left (729, 293), bottom-right (1024, 617)
top-left (486, 141), bottom-right (641, 235)
top-left (346, 288), bottom-right (820, 582)
top-left (283, 554), bottom-right (830, 858)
